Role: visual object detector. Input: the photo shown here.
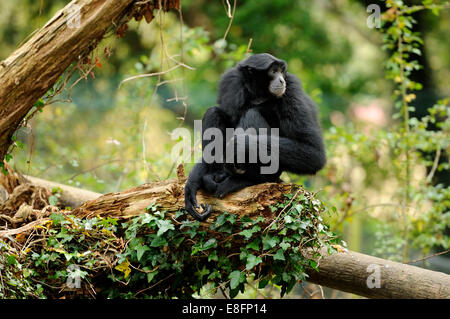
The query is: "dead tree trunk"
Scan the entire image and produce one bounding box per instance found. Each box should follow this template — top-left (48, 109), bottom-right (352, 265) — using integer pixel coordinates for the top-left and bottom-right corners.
top-left (2, 175), bottom-right (449, 299)
top-left (0, 0), bottom-right (181, 161)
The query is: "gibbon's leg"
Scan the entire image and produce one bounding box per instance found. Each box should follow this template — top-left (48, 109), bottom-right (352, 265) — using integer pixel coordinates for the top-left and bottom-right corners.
top-left (184, 106), bottom-right (231, 220)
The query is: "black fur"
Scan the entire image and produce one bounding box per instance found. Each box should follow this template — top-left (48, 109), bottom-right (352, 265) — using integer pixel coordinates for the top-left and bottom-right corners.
top-left (184, 53), bottom-right (326, 221)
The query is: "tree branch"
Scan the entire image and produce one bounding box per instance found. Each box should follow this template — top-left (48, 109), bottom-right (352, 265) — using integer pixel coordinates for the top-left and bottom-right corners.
top-left (3, 174), bottom-right (449, 299)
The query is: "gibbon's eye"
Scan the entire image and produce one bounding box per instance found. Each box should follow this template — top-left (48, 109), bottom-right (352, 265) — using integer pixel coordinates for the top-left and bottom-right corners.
top-left (268, 68), bottom-right (276, 77)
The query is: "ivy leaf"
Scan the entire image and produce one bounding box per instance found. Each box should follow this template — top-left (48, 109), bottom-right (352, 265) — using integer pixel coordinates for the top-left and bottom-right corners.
top-left (208, 271), bottom-right (221, 281)
top-left (246, 255), bottom-right (262, 270)
top-left (284, 215), bottom-right (294, 224)
top-left (309, 260), bottom-right (319, 271)
top-left (147, 270), bottom-right (158, 283)
top-left (263, 235), bottom-right (280, 250)
top-left (50, 213), bottom-right (65, 226)
top-left (282, 272), bottom-right (291, 282)
top-left (294, 204), bottom-right (304, 213)
top-left (208, 250), bottom-right (218, 262)
top-left (246, 239), bottom-right (260, 251)
top-left (48, 195), bottom-right (59, 206)
top-left (239, 225), bottom-right (260, 240)
top-left (156, 220), bottom-right (175, 236)
top-left (195, 266), bottom-right (210, 279)
top-left (201, 238), bottom-right (217, 251)
top-left (150, 236), bottom-right (167, 247)
top-left (273, 249), bottom-right (285, 261)
top-left (115, 260), bottom-right (131, 278)
top-left (172, 236), bottom-right (185, 248)
top-left (229, 270), bottom-right (244, 290)
top-left (136, 244), bottom-right (150, 261)
top-left (258, 278), bottom-right (269, 289)
top-left (175, 210), bottom-right (185, 218)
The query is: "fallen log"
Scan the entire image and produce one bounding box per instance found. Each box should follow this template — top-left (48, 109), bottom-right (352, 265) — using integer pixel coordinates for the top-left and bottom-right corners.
top-left (306, 248), bottom-right (450, 299)
top-left (1, 174), bottom-right (449, 299)
top-left (25, 175), bottom-right (101, 209)
top-left (72, 177), bottom-right (293, 220)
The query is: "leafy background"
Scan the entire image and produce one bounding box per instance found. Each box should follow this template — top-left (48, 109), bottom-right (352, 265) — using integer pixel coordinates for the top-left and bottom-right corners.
top-left (1, 0), bottom-right (449, 298)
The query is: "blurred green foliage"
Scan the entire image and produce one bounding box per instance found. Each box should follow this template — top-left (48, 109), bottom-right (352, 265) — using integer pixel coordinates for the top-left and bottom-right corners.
top-left (1, 0), bottom-right (449, 298)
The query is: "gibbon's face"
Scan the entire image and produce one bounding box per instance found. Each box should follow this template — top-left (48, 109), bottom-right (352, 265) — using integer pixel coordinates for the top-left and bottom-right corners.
top-left (267, 63), bottom-right (286, 97)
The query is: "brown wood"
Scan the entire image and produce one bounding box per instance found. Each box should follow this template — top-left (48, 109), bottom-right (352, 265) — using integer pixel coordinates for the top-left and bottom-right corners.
top-left (72, 177), bottom-right (293, 220)
top-left (25, 175), bottom-right (101, 209)
top-left (306, 248), bottom-right (450, 299)
top-left (4, 175), bottom-right (450, 298)
top-left (0, 0), bottom-right (136, 160)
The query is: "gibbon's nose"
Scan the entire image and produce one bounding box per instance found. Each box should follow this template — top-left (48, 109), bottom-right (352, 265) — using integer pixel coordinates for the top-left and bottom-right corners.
top-left (279, 78), bottom-right (285, 85)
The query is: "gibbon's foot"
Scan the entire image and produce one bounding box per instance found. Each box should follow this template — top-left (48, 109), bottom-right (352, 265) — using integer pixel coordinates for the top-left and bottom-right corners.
top-left (186, 201), bottom-right (212, 221)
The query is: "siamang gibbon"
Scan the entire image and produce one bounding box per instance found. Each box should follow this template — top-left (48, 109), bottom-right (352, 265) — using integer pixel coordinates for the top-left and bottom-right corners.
top-left (185, 53), bottom-right (326, 221)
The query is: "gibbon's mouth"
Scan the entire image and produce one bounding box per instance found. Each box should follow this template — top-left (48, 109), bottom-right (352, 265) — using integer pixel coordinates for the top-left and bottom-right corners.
top-left (270, 86), bottom-right (286, 97)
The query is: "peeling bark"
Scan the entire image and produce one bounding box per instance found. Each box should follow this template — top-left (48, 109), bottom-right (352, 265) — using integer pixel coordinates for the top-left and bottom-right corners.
top-left (72, 177), bottom-right (293, 220)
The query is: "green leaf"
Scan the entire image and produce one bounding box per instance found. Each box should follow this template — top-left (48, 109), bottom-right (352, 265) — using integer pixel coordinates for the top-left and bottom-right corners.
top-left (309, 260), bottom-right (319, 271)
top-left (150, 236), bottom-right (167, 247)
top-left (50, 213), bottom-right (65, 225)
top-left (284, 215), bottom-right (294, 224)
top-left (201, 238), bottom-right (217, 251)
top-left (239, 225), bottom-right (260, 240)
top-left (208, 250), bottom-right (218, 262)
top-left (258, 278), bottom-right (269, 289)
top-left (174, 210), bottom-right (185, 218)
top-left (195, 266), bottom-right (210, 279)
top-left (229, 271), bottom-right (244, 290)
top-left (208, 271), bottom-right (221, 281)
top-left (136, 244), bottom-right (150, 261)
top-left (294, 204), bottom-right (304, 213)
top-left (147, 270), bottom-right (158, 283)
top-left (245, 254), bottom-right (262, 270)
top-left (48, 195), bottom-right (59, 206)
top-left (273, 249), bottom-right (285, 261)
top-left (246, 239), bottom-right (260, 251)
top-left (156, 220), bottom-right (175, 236)
top-left (282, 272), bottom-right (291, 282)
top-left (263, 235), bottom-right (280, 250)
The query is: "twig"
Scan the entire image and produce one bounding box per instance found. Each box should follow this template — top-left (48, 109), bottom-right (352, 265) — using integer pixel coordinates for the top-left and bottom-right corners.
top-left (406, 249), bottom-right (450, 265)
top-left (222, 0), bottom-right (237, 40)
top-left (0, 218), bottom-right (50, 238)
top-left (246, 38), bottom-right (253, 54)
top-left (219, 286), bottom-right (230, 299)
top-left (63, 158), bottom-right (123, 182)
top-left (135, 273), bottom-right (174, 296)
top-left (426, 147), bottom-right (441, 183)
top-left (263, 187), bottom-right (302, 233)
top-left (119, 64), bottom-right (181, 88)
